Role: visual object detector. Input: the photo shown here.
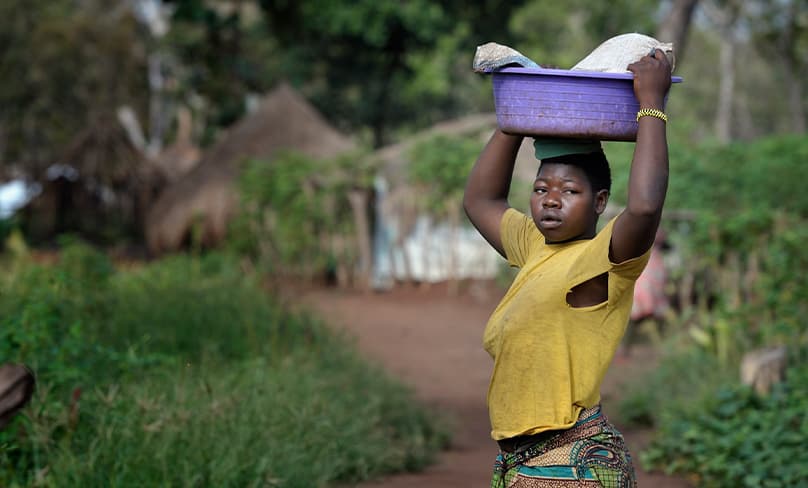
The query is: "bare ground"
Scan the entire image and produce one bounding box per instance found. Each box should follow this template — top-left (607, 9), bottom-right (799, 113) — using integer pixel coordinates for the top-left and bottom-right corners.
top-left (294, 281), bottom-right (692, 488)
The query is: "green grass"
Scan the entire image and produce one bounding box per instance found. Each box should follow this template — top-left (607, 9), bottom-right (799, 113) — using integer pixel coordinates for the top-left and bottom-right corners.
top-left (37, 353), bottom-right (445, 487)
top-left (0, 244), bottom-right (448, 487)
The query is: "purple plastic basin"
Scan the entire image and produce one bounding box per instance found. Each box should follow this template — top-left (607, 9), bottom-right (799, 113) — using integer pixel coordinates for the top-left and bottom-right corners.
top-left (492, 67), bottom-right (683, 141)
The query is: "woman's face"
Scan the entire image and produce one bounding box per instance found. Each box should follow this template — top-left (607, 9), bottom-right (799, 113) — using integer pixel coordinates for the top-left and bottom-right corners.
top-left (530, 163), bottom-right (607, 243)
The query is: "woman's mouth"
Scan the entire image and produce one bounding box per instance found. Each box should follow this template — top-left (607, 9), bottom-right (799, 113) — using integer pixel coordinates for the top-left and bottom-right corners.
top-left (540, 216), bottom-right (562, 229)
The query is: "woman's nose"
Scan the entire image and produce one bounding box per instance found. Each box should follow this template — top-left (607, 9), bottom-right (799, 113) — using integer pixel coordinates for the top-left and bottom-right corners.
top-left (543, 192), bottom-right (560, 207)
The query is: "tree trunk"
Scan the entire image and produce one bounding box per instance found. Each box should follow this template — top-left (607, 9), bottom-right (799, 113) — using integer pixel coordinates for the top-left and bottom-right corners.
top-left (777, 4), bottom-right (807, 133)
top-left (348, 189), bottom-right (373, 291)
top-left (656, 0), bottom-right (700, 63)
top-left (735, 90), bottom-right (757, 140)
top-left (715, 34), bottom-right (736, 142)
top-left (783, 63), bottom-right (806, 133)
top-left (705, 0), bottom-right (740, 143)
top-left (147, 53), bottom-right (167, 157)
top-left (117, 106), bottom-right (148, 153)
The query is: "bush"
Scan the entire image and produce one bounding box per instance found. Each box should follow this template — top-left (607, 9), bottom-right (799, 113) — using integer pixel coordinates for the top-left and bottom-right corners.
top-left (0, 243), bottom-right (448, 486)
top-left (616, 348), bottom-right (735, 428)
top-left (610, 135), bottom-right (808, 485)
top-left (231, 149), bottom-right (373, 282)
top-left (408, 134), bottom-right (481, 216)
top-left (640, 362), bottom-right (808, 487)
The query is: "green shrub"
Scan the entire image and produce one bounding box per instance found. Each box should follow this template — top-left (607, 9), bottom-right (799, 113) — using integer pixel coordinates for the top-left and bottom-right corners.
top-left (231, 150), bottom-right (373, 281)
top-left (616, 347), bottom-right (735, 427)
top-left (0, 243), bottom-right (448, 486)
top-left (610, 135), bottom-right (808, 485)
top-left (408, 134), bottom-right (481, 216)
top-left (640, 362), bottom-right (808, 487)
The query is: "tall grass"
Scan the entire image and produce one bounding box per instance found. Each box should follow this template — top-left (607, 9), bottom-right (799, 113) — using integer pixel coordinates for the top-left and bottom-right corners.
top-left (0, 244), bottom-right (448, 487)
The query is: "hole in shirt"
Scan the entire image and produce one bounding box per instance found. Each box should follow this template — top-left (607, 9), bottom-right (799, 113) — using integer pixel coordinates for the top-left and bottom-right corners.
top-left (566, 273), bottom-right (608, 308)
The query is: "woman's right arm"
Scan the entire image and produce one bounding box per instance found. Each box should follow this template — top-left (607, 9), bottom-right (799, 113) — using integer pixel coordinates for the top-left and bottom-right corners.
top-left (463, 129), bottom-right (523, 258)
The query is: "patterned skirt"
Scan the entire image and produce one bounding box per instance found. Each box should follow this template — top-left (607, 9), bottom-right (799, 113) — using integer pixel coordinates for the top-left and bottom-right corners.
top-left (491, 405), bottom-right (636, 488)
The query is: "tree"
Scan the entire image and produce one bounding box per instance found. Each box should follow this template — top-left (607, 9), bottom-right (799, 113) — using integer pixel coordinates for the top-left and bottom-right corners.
top-left (165, 0), bottom-right (281, 142)
top-left (0, 0), bottom-right (149, 181)
top-left (656, 0), bottom-right (700, 62)
top-left (747, 0), bottom-right (808, 133)
top-left (703, 0), bottom-right (742, 143)
top-left (258, 0), bottom-right (526, 148)
top-left (509, 0), bottom-right (659, 69)
top-left (0, 0), bottom-right (158, 241)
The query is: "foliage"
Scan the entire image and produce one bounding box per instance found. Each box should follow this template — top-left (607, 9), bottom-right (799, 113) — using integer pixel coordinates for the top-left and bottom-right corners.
top-left (614, 134), bottom-right (808, 485)
top-left (259, 0), bottom-right (524, 146)
top-left (616, 347), bottom-right (736, 428)
top-left (166, 0), bottom-right (282, 141)
top-left (640, 362), bottom-right (808, 487)
top-left (232, 150), bottom-right (373, 280)
top-left (233, 151), bottom-right (332, 275)
top-left (0, 218), bottom-right (17, 250)
top-left (509, 0), bottom-right (658, 69)
top-left (3, 0), bottom-right (807, 246)
top-left (607, 135), bottom-right (808, 352)
top-left (0, 243), bottom-right (448, 486)
top-left (666, 137), bottom-right (808, 356)
top-left (408, 134), bottom-right (482, 216)
top-left (666, 135), bottom-right (808, 219)
top-left (0, 241), bottom-right (125, 396)
top-left (0, 0), bottom-right (147, 179)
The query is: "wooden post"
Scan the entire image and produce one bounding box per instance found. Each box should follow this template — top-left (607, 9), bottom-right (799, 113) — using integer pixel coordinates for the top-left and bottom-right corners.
top-left (348, 189), bottom-right (372, 291)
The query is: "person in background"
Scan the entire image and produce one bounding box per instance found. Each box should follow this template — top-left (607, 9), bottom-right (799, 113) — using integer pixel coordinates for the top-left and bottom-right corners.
top-left (619, 227), bottom-right (670, 359)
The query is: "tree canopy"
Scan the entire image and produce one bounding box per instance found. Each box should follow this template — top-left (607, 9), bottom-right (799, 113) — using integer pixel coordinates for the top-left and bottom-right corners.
top-left (0, 0), bottom-right (806, 242)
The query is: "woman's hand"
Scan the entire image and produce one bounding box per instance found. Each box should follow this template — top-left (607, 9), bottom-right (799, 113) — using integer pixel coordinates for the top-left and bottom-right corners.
top-left (627, 49), bottom-right (672, 109)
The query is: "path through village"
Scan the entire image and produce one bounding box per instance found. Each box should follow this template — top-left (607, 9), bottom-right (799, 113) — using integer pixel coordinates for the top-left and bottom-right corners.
top-left (298, 282), bottom-right (692, 488)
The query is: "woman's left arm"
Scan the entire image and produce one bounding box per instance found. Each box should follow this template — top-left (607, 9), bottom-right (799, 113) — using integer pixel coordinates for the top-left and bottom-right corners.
top-left (611, 49), bottom-right (673, 264)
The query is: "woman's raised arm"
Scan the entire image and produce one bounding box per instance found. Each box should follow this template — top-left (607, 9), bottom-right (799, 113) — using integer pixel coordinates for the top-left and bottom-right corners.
top-left (463, 130), bottom-right (524, 258)
top-left (611, 49), bottom-right (673, 264)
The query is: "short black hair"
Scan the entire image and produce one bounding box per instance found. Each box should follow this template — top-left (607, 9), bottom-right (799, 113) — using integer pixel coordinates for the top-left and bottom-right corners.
top-left (539, 150), bottom-right (612, 193)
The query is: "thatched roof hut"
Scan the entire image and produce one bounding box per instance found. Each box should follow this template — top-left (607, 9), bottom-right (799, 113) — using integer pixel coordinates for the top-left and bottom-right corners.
top-left (144, 82), bottom-right (355, 255)
top-left (20, 113), bottom-right (160, 243)
top-left (372, 113), bottom-right (540, 238)
top-left (368, 113), bottom-right (542, 286)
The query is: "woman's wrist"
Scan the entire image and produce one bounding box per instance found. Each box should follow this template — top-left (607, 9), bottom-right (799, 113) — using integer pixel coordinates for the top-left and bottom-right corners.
top-left (636, 96), bottom-right (665, 110)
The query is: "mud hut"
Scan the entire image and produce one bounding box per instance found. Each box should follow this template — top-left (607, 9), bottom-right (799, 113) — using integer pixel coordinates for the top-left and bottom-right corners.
top-left (369, 114), bottom-right (540, 289)
top-left (145, 82), bottom-right (355, 255)
top-left (20, 113), bottom-right (160, 243)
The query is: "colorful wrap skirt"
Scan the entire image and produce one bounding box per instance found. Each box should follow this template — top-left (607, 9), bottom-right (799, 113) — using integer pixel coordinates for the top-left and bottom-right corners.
top-left (491, 405), bottom-right (636, 488)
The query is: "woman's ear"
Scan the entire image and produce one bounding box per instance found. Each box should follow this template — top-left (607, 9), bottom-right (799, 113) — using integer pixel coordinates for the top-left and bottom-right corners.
top-left (594, 190), bottom-right (609, 215)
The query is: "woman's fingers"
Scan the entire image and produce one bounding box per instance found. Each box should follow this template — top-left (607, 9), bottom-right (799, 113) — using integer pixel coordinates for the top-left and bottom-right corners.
top-left (653, 48), bottom-right (672, 69)
top-left (629, 49), bottom-right (671, 71)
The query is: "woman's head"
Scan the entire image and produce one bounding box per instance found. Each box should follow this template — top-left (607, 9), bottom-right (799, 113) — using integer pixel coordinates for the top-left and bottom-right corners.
top-left (531, 151), bottom-right (611, 243)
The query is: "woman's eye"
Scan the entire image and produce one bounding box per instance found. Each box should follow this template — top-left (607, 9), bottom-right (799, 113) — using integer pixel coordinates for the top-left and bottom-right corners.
top-left (533, 188), bottom-right (546, 194)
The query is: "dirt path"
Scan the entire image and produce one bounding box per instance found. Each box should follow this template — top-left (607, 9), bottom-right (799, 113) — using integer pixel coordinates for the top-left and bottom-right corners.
top-left (297, 283), bottom-right (691, 487)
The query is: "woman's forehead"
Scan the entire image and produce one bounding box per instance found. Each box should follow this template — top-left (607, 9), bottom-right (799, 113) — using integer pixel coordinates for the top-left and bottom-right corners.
top-left (536, 162), bottom-right (588, 181)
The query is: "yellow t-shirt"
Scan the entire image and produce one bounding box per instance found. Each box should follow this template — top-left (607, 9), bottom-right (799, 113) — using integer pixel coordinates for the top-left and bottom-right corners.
top-left (484, 208), bottom-right (650, 440)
